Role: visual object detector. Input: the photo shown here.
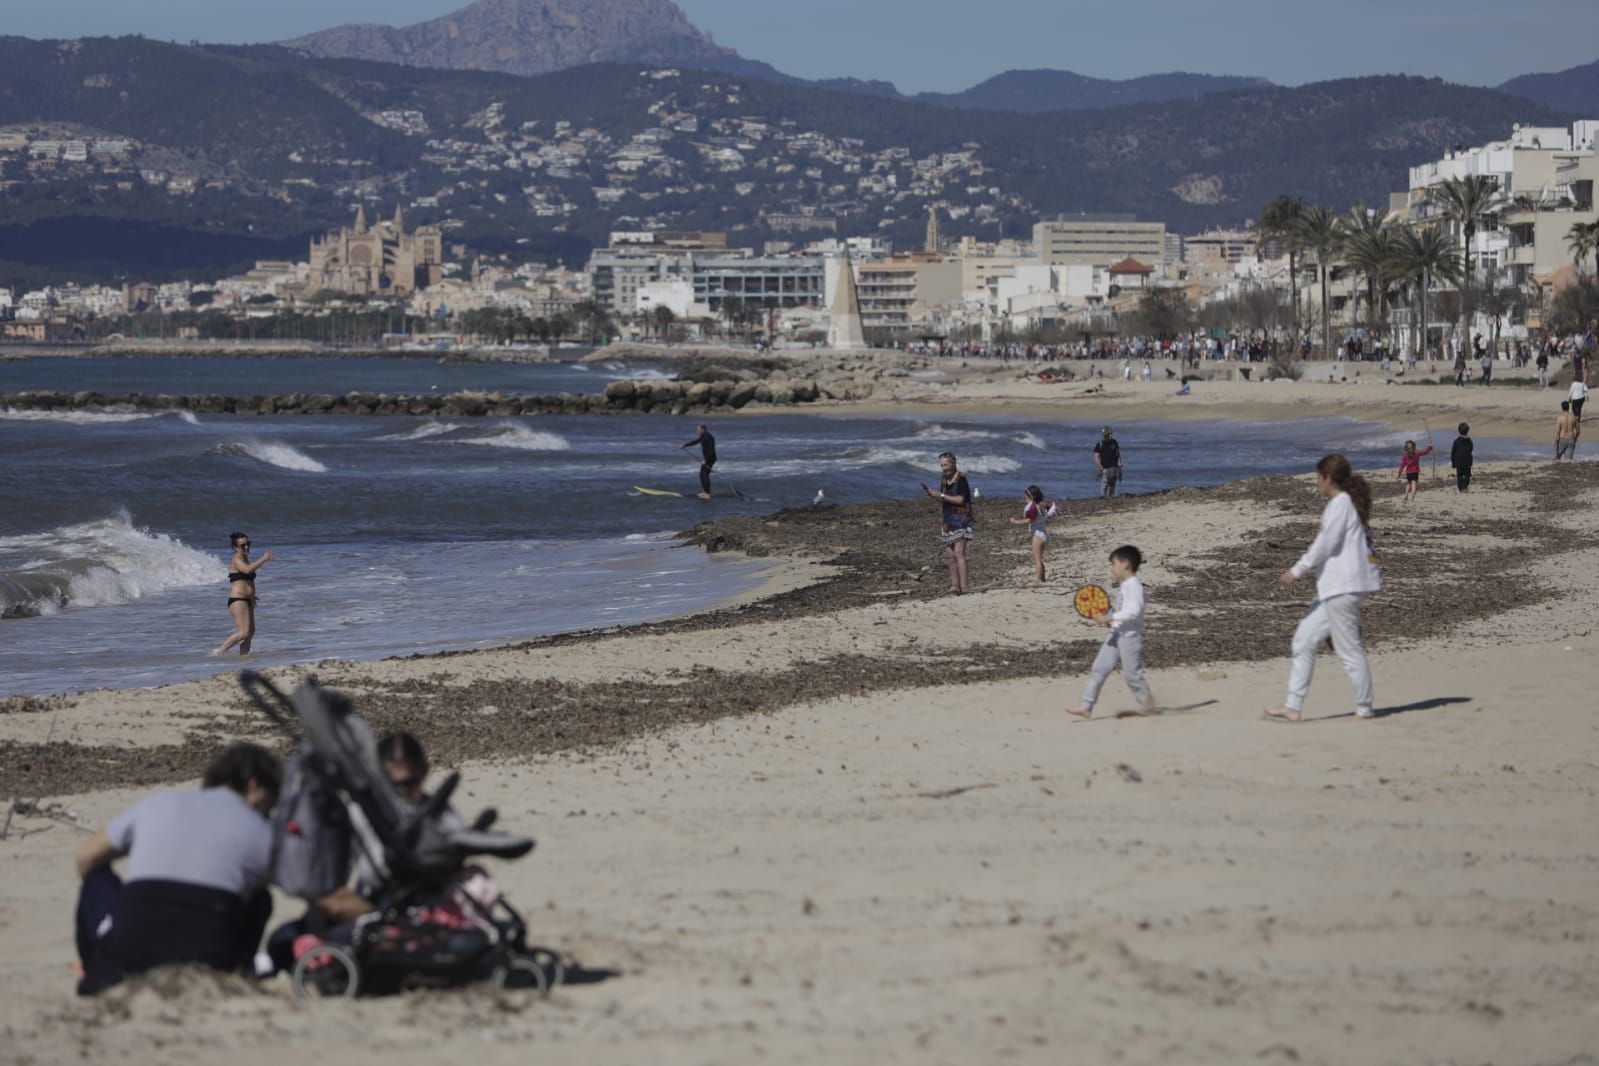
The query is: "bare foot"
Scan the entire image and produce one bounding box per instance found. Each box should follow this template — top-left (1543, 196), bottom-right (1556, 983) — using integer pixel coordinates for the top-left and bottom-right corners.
top-left (210, 646), bottom-right (226, 657)
top-left (696, 492), bottom-right (712, 500)
top-left (1064, 706), bottom-right (1093, 719)
top-left (1263, 706), bottom-right (1301, 722)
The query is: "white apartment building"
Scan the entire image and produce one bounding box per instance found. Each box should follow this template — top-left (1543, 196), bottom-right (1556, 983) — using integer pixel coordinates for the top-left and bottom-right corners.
top-left (1402, 121), bottom-right (1599, 284)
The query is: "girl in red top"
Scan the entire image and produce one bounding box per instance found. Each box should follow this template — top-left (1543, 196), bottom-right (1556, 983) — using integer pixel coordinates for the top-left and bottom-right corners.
top-left (1396, 439), bottom-right (1433, 503)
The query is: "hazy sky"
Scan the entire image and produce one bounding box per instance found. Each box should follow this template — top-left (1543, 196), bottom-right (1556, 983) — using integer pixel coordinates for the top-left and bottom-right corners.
top-left (6, 0), bottom-right (1596, 93)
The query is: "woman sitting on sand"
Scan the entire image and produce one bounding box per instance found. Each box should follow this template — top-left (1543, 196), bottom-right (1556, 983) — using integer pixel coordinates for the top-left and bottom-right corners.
top-left (213, 532), bottom-right (275, 657)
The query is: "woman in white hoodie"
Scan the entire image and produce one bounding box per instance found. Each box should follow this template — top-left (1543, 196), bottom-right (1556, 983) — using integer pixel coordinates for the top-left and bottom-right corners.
top-left (1265, 454), bottom-right (1381, 722)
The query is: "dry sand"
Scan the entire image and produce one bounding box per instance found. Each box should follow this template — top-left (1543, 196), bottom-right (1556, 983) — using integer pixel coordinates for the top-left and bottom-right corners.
top-left (3, 454), bottom-right (1598, 1065)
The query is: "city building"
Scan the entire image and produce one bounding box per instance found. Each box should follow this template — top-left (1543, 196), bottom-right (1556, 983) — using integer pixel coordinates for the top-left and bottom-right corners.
top-left (856, 256), bottom-right (961, 332)
top-left (308, 205), bottom-right (445, 298)
top-left (1034, 216), bottom-right (1167, 268)
top-left (1401, 121), bottom-right (1599, 285)
top-left (689, 255), bottom-right (825, 313)
top-left (1182, 228), bottom-right (1258, 271)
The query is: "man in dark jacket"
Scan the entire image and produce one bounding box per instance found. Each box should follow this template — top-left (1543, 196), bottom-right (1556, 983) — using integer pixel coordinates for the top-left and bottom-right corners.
top-left (1449, 422), bottom-right (1474, 492)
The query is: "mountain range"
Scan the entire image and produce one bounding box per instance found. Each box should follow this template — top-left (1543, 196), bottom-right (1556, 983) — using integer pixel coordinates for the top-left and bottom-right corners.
top-left (282, 0), bottom-right (1596, 115)
top-left (0, 2), bottom-right (1592, 289)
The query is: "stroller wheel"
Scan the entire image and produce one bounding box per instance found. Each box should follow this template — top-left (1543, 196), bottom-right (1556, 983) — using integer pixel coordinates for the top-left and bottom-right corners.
top-left (492, 955), bottom-right (550, 995)
top-left (291, 944), bottom-right (361, 1000)
top-left (524, 947), bottom-right (567, 990)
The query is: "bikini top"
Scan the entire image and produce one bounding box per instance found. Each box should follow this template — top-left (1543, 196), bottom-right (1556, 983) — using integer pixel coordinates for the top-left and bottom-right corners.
top-left (228, 570), bottom-right (256, 583)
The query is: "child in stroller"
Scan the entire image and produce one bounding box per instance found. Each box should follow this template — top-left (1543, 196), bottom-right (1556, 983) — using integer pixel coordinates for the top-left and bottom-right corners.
top-left (240, 672), bottom-right (564, 999)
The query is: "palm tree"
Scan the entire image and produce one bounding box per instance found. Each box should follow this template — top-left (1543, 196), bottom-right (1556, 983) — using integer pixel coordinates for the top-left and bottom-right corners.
top-left (1428, 174), bottom-right (1501, 339)
top-left (1259, 195), bottom-right (1307, 338)
top-left (1566, 219), bottom-right (1599, 277)
top-left (651, 304), bottom-right (676, 341)
top-left (1339, 205), bottom-right (1394, 337)
top-left (1290, 205), bottom-right (1342, 357)
top-left (1387, 224), bottom-right (1459, 360)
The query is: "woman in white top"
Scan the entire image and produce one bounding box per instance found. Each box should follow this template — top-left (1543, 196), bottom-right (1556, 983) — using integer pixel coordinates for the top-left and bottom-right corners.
top-left (1265, 454), bottom-right (1381, 722)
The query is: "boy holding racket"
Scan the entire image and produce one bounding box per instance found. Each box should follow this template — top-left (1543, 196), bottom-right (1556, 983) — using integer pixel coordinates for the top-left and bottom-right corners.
top-left (1065, 545), bottom-right (1156, 719)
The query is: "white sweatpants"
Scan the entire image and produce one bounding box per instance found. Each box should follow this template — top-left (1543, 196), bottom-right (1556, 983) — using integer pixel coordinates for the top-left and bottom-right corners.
top-left (1082, 628), bottom-right (1151, 710)
top-left (1286, 593), bottom-right (1374, 716)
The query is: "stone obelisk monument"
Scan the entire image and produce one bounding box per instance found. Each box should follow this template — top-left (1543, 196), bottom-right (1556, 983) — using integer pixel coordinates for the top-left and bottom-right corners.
top-left (828, 255), bottom-right (868, 350)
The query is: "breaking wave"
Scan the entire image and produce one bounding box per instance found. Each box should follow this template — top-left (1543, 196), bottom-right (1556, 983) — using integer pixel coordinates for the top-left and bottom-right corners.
top-left (0, 407), bottom-right (199, 426)
top-left (218, 440), bottom-right (328, 473)
top-left (0, 512), bottom-right (221, 619)
top-left (378, 421), bottom-right (462, 442)
top-left (456, 425), bottom-right (572, 452)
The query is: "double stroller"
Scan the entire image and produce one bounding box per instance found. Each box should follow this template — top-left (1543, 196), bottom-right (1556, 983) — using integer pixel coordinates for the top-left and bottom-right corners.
top-left (240, 671), bottom-right (565, 999)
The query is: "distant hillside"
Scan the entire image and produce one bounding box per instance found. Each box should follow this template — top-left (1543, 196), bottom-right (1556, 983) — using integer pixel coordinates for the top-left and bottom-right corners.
top-left (0, 39), bottom-right (1576, 282)
top-left (281, 0), bottom-right (777, 80)
top-left (915, 69), bottom-right (1273, 112)
top-left (1498, 59), bottom-right (1599, 116)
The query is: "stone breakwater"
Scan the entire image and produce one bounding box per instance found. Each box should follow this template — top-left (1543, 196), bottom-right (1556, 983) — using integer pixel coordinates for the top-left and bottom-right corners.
top-left (0, 376), bottom-right (856, 417)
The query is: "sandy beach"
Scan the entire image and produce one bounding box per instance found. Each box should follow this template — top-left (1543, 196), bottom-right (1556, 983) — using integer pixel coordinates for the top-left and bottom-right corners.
top-left (4, 441), bottom-right (1597, 1063)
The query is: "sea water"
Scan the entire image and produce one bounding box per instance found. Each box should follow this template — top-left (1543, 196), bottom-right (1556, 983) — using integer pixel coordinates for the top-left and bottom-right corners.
top-left (0, 402), bottom-right (1538, 696)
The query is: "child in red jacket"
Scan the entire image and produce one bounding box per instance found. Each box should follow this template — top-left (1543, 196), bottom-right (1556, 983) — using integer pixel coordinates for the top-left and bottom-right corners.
top-left (1396, 440), bottom-right (1432, 503)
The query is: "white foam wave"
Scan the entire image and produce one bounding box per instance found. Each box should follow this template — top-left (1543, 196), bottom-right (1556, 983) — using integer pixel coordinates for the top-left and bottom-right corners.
top-left (1013, 431), bottom-right (1047, 450)
top-left (842, 447), bottom-right (1021, 475)
top-left (2, 406), bottom-right (154, 425)
top-left (627, 368), bottom-right (678, 382)
top-left (0, 406), bottom-right (204, 426)
top-left (457, 425), bottom-right (572, 452)
top-left (0, 511), bottom-right (222, 617)
top-left (222, 440), bottom-right (328, 472)
top-left (910, 423), bottom-right (1000, 442)
top-left (378, 421), bottom-right (462, 442)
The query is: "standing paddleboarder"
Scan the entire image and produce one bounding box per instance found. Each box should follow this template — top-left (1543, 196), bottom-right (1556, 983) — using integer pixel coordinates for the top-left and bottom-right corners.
top-left (680, 423), bottom-right (717, 500)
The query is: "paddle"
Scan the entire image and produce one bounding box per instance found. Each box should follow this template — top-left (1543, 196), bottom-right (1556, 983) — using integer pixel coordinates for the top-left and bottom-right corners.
top-left (1073, 584), bottom-right (1111, 621)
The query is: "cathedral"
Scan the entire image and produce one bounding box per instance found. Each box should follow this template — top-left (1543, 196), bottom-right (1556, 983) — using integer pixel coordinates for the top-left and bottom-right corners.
top-left (308, 206), bottom-right (444, 297)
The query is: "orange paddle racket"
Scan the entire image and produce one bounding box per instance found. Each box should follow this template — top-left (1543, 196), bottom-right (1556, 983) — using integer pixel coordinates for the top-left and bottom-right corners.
top-left (1073, 584), bottom-right (1111, 620)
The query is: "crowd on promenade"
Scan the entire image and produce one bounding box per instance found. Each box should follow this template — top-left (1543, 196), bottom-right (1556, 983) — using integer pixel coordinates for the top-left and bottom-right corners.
top-left (902, 320), bottom-right (1599, 381)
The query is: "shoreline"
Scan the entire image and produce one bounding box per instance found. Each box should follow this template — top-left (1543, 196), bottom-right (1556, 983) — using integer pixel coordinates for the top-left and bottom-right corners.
top-left (5, 458), bottom-right (1592, 796)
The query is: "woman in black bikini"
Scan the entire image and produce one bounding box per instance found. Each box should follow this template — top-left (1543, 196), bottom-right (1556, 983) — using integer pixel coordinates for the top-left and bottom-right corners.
top-left (213, 532), bottom-right (275, 656)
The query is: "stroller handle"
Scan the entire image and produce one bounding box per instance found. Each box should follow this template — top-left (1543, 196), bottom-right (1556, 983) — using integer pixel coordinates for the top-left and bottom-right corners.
top-left (237, 670), bottom-right (303, 737)
top-left (401, 770), bottom-right (461, 847)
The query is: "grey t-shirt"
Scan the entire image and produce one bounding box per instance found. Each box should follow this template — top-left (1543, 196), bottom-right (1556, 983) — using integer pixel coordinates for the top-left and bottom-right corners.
top-left (106, 787), bottom-right (273, 897)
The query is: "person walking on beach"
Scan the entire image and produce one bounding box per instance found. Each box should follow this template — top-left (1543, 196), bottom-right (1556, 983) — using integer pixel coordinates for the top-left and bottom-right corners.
top-left (1264, 455), bottom-right (1381, 722)
top-left (1094, 427), bottom-right (1123, 498)
top-left (1555, 401), bottom-right (1579, 461)
top-left (1449, 423), bottom-right (1474, 492)
top-left (213, 532), bottom-right (275, 657)
top-left (1009, 485), bottom-right (1057, 584)
top-left (1477, 335), bottom-right (1493, 386)
top-left (1570, 378), bottom-right (1589, 422)
top-left (923, 451), bottom-right (974, 593)
top-left (1396, 439), bottom-right (1433, 503)
top-left (1453, 346), bottom-right (1467, 387)
top-left (1065, 545), bottom-right (1155, 719)
top-left (680, 423), bottom-right (717, 500)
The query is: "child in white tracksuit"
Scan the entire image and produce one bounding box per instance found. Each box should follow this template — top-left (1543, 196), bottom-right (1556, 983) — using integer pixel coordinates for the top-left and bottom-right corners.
top-left (1266, 454), bottom-right (1382, 722)
top-left (1065, 545), bottom-right (1155, 719)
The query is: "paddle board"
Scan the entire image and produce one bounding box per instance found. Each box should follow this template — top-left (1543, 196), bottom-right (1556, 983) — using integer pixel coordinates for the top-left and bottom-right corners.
top-left (632, 485), bottom-right (684, 497)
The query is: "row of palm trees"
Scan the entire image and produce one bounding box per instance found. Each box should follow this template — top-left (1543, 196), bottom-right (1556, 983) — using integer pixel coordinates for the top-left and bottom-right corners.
top-left (1258, 174), bottom-right (1513, 357)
